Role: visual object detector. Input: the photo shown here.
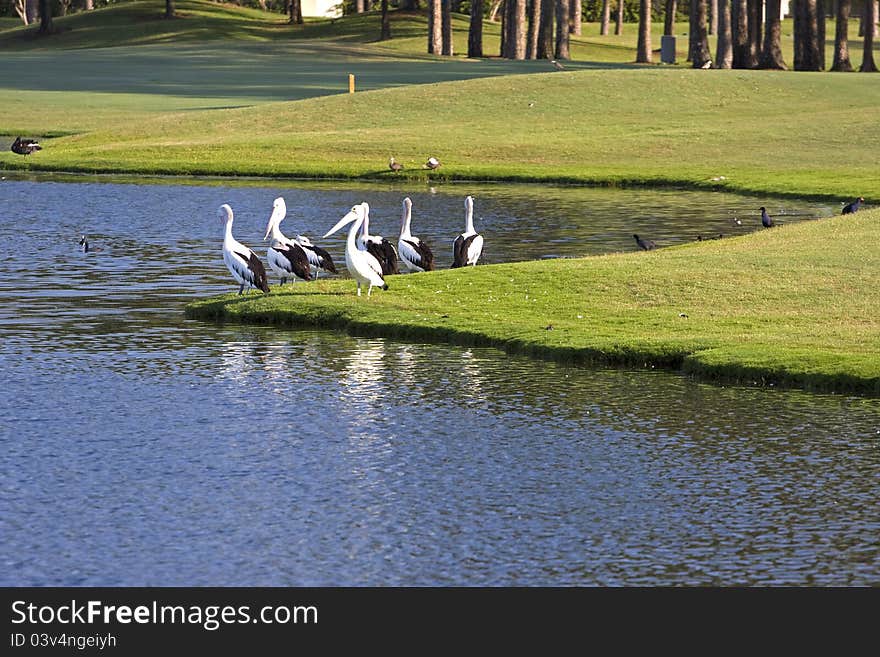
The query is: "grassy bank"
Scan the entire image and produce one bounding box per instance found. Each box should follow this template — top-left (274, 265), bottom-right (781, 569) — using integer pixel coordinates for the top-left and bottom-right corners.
top-left (0, 2), bottom-right (877, 199)
top-left (186, 208), bottom-right (880, 396)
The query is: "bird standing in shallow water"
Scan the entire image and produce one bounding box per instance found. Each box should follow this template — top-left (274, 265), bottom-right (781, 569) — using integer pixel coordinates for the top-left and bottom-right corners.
top-left (760, 207), bottom-right (774, 228)
top-left (842, 197), bottom-right (864, 214)
top-left (452, 196), bottom-right (484, 268)
top-left (219, 204), bottom-right (270, 295)
top-left (633, 234), bottom-right (656, 251)
top-left (11, 137), bottom-right (41, 155)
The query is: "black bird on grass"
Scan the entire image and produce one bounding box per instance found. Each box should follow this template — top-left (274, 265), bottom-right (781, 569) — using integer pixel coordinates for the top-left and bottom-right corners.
top-left (11, 137), bottom-right (41, 155)
top-left (842, 197), bottom-right (864, 214)
top-left (760, 207), bottom-right (774, 228)
top-left (633, 234), bottom-right (656, 251)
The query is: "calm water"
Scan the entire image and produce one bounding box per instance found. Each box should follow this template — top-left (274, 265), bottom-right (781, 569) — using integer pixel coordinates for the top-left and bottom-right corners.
top-left (0, 178), bottom-right (877, 586)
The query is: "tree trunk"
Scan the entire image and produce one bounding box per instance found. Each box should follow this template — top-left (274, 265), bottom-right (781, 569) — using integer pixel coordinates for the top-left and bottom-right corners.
top-left (381, 0), bottom-right (391, 39)
top-left (732, 0), bottom-right (750, 66)
top-left (442, 0), bottom-right (454, 55)
top-left (429, 0), bottom-right (443, 53)
top-left (489, 0), bottom-right (503, 20)
top-left (538, 0), bottom-right (554, 57)
top-left (165, 0), bottom-right (175, 19)
top-left (794, 0), bottom-right (822, 69)
top-left (664, 0), bottom-right (677, 35)
top-left (616, 0), bottom-right (624, 34)
top-left (555, 0), bottom-right (571, 58)
top-left (84, 0), bottom-right (93, 9)
top-left (831, 0), bottom-right (853, 70)
top-left (716, 0), bottom-right (733, 66)
top-left (746, 0), bottom-right (762, 67)
top-left (690, 0), bottom-right (712, 65)
top-left (289, 0), bottom-right (303, 24)
top-left (601, 0), bottom-right (611, 34)
top-left (759, 0), bottom-right (787, 67)
top-left (13, 0), bottom-right (28, 25)
top-left (637, 0), bottom-right (652, 61)
top-left (817, 0), bottom-right (826, 69)
top-left (710, 0), bottom-right (718, 34)
top-left (570, 0), bottom-right (582, 34)
top-left (861, 0), bottom-right (878, 70)
top-left (38, 0), bottom-right (52, 32)
top-left (26, 0), bottom-right (37, 23)
top-left (469, 0), bottom-right (485, 56)
top-left (501, 0), bottom-right (510, 56)
top-left (527, 0), bottom-right (542, 57)
top-left (356, 0), bottom-right (364, 12)
top-left (502, 0), bottom-right (526, 58)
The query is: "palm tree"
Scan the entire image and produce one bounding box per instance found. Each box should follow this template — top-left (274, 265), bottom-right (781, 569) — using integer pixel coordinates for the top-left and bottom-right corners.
top-left (759, 0), bottom-right (786, 68)
top-left (601, 0), bottom-right (611, 35)
top-left (746, 0), bottom-right (762, 67)
top-left (527, 0), bottom-right (542, 57)
top-left (570, 0), bottom-right (582, 35)
top-left (794, 0), bottom-right (822, 70)
top-left (690, 0), bottom-right (712, 67)
top-left (616, 0), bottom-right (623, 34)
top-left (732, 0), bottom-right (750, 66)
top-left (637, 0), bottom-right (652, 62)
top-left (380, 0), bottom-right (391, 40)
top-left (429, 0), bottom-right (442, 54)
top-left (831, 0), bottom-right (853, 71)
top-left (861, 0), bottom-right (878, 71)
top-left (538, 0), bottom-right (554, 57)
top-left (664, 0), bottom-right (677, 36)
top-left (469, 0), bottom-right (485, 57)
top-left (442, 0), bottom-right (454, 55)
top-left (716, 0), bottom-right (733, 67)
top-left (555, 0), bottom-right (571, 59)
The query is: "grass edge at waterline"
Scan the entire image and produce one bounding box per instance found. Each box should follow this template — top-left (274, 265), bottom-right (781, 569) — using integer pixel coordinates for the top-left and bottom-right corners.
top-left (186, 209), bottom-right (880, 397)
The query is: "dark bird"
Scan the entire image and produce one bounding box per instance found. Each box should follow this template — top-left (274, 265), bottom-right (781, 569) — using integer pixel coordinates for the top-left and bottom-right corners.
top-left (633, 234), bottom-right (656, 251)
top-left (425, 156), bottom-right (441, 170)
top-left (842, 196), bottom-right (864, 215)
top-left (11, 137), bottom-right (41, 156)
top-left (389, 157), bottom-right (403, 173)
top-left (760, 206), bottom-right (774, 228)
top-left (79, 235), bottom-right (89, 253)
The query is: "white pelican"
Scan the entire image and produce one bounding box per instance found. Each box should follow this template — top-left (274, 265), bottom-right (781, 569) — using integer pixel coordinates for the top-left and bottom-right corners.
top-left (323, 203), bottom-right (389, 297)
top-left (452, 195), bottom-right (484, 268)
top-left (264, 197), bottom-right (313, 285)
top-left (292, 233), bottom-right (337, 279)
top-left (219, 203), bottom-right (270, 295)
top-left (397, 197), bottom-right (434, 273)
top-left (360, 202), bottom-right (399, 275)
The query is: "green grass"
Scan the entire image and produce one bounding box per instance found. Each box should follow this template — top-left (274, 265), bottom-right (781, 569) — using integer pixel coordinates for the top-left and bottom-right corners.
top-left (186, 208), bottom-right (880, 395)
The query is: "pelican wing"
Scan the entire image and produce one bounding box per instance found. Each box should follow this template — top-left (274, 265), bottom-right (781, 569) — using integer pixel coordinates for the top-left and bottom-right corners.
top-left (366, 239), bottom-right (399, 276)
top-left (466, 234), bottom-right (484, 266)
top-left (275, 243), bottom-right (312, 281)
top-left (399, 238), bottom-right (434, 272)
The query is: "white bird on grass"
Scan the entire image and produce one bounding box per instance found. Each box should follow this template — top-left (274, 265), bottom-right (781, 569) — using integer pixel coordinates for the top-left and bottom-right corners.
top-left (451, 195), bottom-right (484, 268)
top-left (323, 203), bottom-right (389, 298)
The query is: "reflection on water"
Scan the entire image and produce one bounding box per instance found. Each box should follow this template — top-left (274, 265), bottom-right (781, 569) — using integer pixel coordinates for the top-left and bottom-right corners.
top-left (0, 178), bottom-right (877, 586)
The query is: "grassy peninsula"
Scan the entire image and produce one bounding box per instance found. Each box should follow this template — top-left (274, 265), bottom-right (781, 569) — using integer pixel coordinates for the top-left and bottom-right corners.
top-left (187, 209), bottom-right (880, 395)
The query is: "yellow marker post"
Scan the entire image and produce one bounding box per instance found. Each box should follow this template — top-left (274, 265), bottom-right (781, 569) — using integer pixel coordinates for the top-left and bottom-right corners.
top-left (349, 74), bottom-right (355, 94)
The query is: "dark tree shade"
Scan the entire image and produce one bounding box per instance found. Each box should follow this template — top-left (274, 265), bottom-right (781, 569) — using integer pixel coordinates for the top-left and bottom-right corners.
top-left (165, 0), bottom-right (174, 19)
top-left (38, 0), bottom-right (53, 32)
top-left (380, 0), bottom-right (391, 40)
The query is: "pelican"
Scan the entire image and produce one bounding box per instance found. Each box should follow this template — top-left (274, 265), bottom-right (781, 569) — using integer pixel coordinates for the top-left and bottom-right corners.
top-left (219, 203), bottom-right (270, 295)
top-left (292, 233), bottom-right (338, 279)
top-left (397, 197), bottom-right (435, 273)
top-left (452, 195), bottom-right (484, 268)
top-left (264, 197), bottom-right (312, 285)
top-left (323, 203), bottom-right (389, 297)
top-left (360, 202), bottom-right (399, 275)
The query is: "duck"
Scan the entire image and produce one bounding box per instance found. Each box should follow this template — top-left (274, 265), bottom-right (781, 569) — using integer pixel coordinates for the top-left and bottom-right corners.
top-left (11, 137), bottom-right (41, 156)
top-left (425, 156), bottom-right (441, 170)
top-left (219, 204), bottom-right (270, 295)
top-left (389, 157), bottom-right (403, 173)
top-left (842, 196), bottom-right (864, 215)
top-left (452, 195), bottom-right (484, 268)
top-left (397, 197), bottom-right (435, 273)
top-left (323, 203), bottom-right (389, 297)
top-left (633, 234), bottom-right (657, 251)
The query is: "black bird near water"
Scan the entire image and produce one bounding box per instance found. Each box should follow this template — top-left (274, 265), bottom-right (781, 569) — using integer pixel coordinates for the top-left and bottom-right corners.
top-left (842, 197), bottom-right (864, 214)
top-left (760, 207), bottom-right (774, 228)
top-left (11, 137), bottom-right (41, 155)
top-left (633, 234), bottom-right (656, 251)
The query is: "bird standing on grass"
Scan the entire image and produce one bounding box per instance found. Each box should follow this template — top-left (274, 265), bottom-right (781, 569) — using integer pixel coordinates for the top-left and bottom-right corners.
top-left (219, 204), bottom-right (270, 295)
top-left (398, 197), bottom-right (435, 273)
top-left (11, 137), bottom-right (41, 155)
top-left (425, 157), bottom-right (441, 170)
top-left (360, 202), bottom-right (399, 276)
top-left (389, 157), bottom-right (403, 173)
top-left (842, 197), bottom-right (864, 214)
top-left (633, 234), bottom-right (657, 251)
top-left (263, 197), bottom-right (313, 286)
top-left (760, 207), bottom-right (774, 228)
top-left (323, 203), bottom-right (388, 298)
top-left (551, 60), bottom-right (565, 70)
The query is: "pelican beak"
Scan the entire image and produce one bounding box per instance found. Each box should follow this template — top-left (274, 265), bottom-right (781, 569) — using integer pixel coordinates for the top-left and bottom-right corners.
top-left (263, 221), bottom-right (272, 242)
top-left (323, 207), bottom-right (360, 239)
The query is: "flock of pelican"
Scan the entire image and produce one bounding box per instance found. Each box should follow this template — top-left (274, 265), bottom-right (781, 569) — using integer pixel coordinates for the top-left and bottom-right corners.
top-left (219, 195), bottom-right (484, 297)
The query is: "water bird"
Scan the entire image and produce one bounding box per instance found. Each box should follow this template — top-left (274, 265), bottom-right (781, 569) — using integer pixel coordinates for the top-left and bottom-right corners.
top-left (551, 60), bottom-right (565, 70)
top-left (397, 197), bottom-right (435, 273)
top-left (425, 156), bottom-right (441, 170)
top-left (732, 217), bottom-right (742, 226)
top-left (323, 203), bottom-right (388, 297)
top-left (360, 202), bottom-right (399, 275)
top-left (219, 204), bottom-right (270, 295)
top-left (842, 196), bottom-right (864, 214)
top-left (11, 136), bottom-right (41, 155)
top-left (263, 197), bottom-right (313, 286)
top-left (700, 60), bottom-right (713, 69)
top-left (265, 197), bottom-right (336, 279)
top-left (389, 157), bottom-right (403, 173)
top-left (760, 207), bottom-right (774, 228)
top-left (79, 235), bottom-right (89, 252)
top-left (452, 195), bottom-right (484, 268)
top-left (633, 234), bottom-right (656, 251)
